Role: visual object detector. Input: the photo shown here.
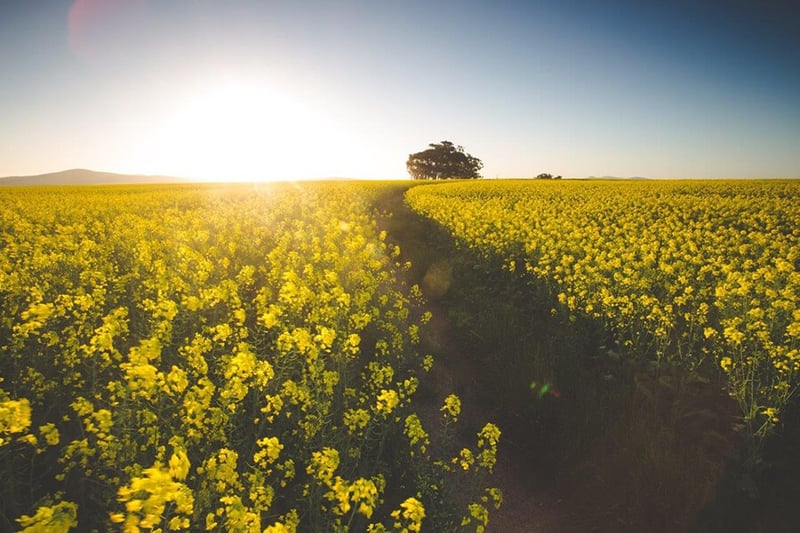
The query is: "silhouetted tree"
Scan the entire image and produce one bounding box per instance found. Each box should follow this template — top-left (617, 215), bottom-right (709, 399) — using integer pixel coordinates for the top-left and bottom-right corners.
top-left (407, 141), bottom-right (483, 180)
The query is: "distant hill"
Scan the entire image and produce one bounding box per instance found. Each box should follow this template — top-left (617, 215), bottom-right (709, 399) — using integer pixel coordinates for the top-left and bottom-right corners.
top-left (0, 169), bottom-right (189, 186)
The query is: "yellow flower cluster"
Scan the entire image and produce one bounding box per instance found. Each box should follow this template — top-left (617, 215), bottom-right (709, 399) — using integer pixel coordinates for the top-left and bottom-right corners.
top-left (306, 447), bottom-right (384, 520)
top-left (111, 449), bottom-right (194, 531)
top-left (16, 501), bottom-right (78, 533)
top-left (390, 497), bottom-right (426, 532)
top-left (0, 397), bottom-right (31, 446)
top-left (440, 393), bottom-right (462, 420)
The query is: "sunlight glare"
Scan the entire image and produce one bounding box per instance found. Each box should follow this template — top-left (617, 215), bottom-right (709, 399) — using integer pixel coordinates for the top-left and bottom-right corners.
top-left (136, 82), bottom-right (341, 182)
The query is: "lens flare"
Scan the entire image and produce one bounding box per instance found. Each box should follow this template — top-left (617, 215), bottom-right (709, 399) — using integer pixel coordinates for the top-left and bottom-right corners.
top-left (67, 0), bottom-right (150, 62)
top-left (530, 381), bottom-right (560, 399)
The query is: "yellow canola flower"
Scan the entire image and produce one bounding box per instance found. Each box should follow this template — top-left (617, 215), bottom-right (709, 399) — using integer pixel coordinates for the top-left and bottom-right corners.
top-left (315, 326), bottom-right (337, 349)
top-left (17, 501), bottom-right (78, 533)
top-left (440, 394), bottom-right (461, 419)
top-left (346, 333), bottom-right (361, 354)
top-left (349, 477), bottom-right (381, 519)
top-left (391, 497), bottom-right (426, 533)
top-left (166, 365), bottom-right (189, 395)
top-left (307, 447), bottom-right (340, 485)
top-left (168, 448), bottom-right (191, 481)
top-left (344, 408), bottom-right (371, 434)
top-left (115, 459), bottom-right (194, 531)
top-left (254, 436), bottom-right (284, 466)
top-left (787, 317), bottom-right (800, 338)
top-left (39, 422), bottom-right (60, 446)
top-left (455, 448), bottom-right (475, 471)
top-left (404, 414), bottom-right (429, 455)
top-left (376, 389), bottom-right (400, 416)
top-left (0, 398), bottom-right (32, 443)
top-left (762, 407), bottom-right (780, 423)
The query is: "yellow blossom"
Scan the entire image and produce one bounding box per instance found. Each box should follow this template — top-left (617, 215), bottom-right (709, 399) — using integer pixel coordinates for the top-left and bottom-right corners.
top-left (376, 389), bottom-right (400, 416)
top-left (440, 394), bottom-right (461, 419)
top-left (391, 497), bottom-right (425, 532)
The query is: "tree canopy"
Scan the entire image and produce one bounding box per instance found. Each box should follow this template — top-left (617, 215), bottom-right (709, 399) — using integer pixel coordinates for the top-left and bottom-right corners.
top-left (406, 141), bottom-right (483, 180)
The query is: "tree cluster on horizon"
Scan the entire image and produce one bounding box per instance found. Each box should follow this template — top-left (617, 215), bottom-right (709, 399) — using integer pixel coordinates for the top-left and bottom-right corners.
top-left (406, 141), bottom-right (483, 180)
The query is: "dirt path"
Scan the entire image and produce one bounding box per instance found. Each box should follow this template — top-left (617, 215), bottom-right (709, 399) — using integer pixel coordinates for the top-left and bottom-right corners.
top-left (374, 186), bottom-right (570, 531)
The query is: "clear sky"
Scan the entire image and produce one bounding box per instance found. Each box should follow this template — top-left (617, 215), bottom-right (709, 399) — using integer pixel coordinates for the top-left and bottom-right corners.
top-left (1, 0), bottom-right (799, 181)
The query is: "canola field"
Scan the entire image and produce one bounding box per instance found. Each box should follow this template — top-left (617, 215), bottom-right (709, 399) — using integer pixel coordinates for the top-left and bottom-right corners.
top-left (407, 179), bottom-right (800, 450)
top-left (3, 178), bottom-right (799, 531)
top-left (0, 183), bottom-right (499, 532)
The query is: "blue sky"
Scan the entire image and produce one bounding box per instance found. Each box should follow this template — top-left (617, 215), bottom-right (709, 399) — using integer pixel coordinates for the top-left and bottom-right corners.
top-left (1, 0), bottom-right (798, 180)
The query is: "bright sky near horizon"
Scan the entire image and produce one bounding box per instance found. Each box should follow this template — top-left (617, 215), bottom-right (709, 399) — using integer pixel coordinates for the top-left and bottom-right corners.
top-left (1, 0), bottom-right (799, 181)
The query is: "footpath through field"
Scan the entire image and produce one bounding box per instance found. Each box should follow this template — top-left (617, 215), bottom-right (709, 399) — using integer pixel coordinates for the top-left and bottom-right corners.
top-left (374, 185), bottom-right (570, 531)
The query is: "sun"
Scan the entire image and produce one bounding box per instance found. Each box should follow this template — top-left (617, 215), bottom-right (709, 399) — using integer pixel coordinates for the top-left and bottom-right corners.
top-left (136, 82), bottom-right (336, 182)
